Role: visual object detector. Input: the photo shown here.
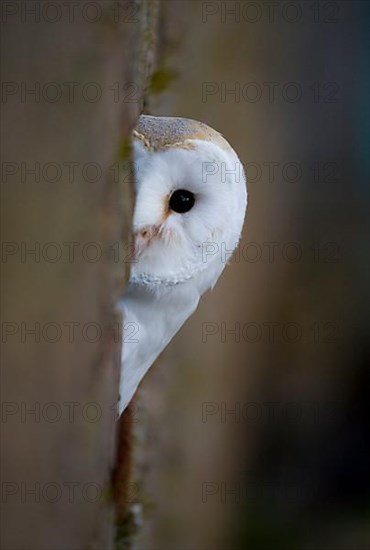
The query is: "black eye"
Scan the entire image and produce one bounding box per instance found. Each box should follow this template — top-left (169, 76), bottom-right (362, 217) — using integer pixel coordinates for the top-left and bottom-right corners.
top-left (169, 189), bottom-right (195, 214)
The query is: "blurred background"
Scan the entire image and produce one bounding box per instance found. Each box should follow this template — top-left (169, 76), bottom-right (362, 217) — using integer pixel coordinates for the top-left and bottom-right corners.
top-left (131, 1), bottom-right (370, 549)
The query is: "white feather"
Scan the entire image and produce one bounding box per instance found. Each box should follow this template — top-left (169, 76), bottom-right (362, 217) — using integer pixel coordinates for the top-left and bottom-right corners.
top-left (118, 117), bottom-right (247, 414)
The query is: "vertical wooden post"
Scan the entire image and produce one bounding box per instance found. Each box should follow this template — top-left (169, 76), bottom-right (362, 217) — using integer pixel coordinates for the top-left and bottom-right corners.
top-left (1, 2), bottom-right (158, 548)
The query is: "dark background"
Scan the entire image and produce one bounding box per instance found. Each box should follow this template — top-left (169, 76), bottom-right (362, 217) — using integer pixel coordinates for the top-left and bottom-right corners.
top-left (133, 2), bottom-right (370, 549)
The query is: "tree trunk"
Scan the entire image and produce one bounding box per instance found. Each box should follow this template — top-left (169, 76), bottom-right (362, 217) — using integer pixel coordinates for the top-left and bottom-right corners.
top-left (1, 2), bottom-right (158, 548)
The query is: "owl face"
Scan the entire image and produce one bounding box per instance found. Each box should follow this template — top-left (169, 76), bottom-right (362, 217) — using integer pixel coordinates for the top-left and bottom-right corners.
top-left (130, 116), bottom-right (247, 286)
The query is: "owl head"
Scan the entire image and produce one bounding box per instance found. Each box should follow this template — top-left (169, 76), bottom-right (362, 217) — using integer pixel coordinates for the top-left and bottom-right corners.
top-left (130, 115), bottom-right (247, 290)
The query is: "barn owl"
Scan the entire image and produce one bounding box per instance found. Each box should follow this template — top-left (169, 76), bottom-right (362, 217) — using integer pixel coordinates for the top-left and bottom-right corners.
top-left (118, 115), bottom-right (247, 414)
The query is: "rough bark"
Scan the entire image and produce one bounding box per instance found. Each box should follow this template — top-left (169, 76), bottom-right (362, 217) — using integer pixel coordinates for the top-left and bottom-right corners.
top-left (1, 1), bottom-right (158, 549)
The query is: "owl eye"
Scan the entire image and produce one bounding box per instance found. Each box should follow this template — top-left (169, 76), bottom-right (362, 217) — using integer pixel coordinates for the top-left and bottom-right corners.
top-left (169, 189), bottom-right (195, 214)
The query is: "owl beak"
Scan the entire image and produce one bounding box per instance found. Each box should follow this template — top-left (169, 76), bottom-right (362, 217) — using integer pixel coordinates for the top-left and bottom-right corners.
top-left (134, 225), bottom-right (160, 257)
